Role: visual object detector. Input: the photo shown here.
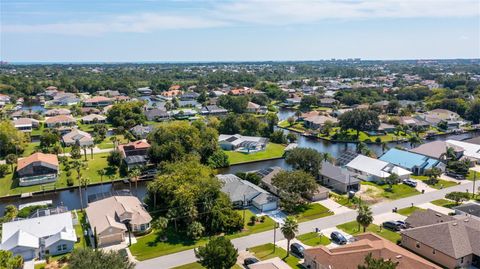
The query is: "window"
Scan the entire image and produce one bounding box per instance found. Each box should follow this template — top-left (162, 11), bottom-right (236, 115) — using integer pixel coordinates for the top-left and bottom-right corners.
top-left (62, 244), bottom-right (67, 251)
top-left (416, 242), bottom-right (420, 248)
top-left (57, 245), bottom-right (62, 252)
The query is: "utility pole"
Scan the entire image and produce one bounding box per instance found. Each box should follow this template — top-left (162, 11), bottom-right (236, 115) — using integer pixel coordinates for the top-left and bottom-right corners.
top-left (273, 222), bottom-right (279, 253)
top-left (243, 194), bottom-right (246, 224)
top-left (473, 171), bottom-right (477, 199)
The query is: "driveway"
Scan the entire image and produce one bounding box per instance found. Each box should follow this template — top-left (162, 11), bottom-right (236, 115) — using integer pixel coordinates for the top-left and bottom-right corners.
top-left (414, 180), bottom-right (436, 193)
top-left (372, 212), bottom-right (406, 226)
top-left (417, 202), bottom-right (454, 215)
top-left (23, 261), bottom-right (34, 269)
top-left (320, 227), bottom-right (354, 249)
top-left (315, 198), bottom-right (354, 214)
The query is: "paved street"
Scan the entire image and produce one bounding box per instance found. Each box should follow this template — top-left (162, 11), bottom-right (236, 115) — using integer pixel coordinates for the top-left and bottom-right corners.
top-left (136, 181), bottom-right (474, 269)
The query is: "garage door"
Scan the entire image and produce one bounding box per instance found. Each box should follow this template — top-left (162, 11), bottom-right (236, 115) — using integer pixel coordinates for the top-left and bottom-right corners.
top-left (100, 233), bottom-right (124, 246)
top-left (17, 250), bottom-right (35, 261)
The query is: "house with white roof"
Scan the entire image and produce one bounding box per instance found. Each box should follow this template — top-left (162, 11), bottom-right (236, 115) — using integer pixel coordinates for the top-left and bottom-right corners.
top-left (0, 212), bottom-right (76, 260)
top-left (219, 134), bottom-right (268, 153)
top-left (446, 139), bottom-right (480, 163)
top-left (346, 154), bottom-right (411, 182)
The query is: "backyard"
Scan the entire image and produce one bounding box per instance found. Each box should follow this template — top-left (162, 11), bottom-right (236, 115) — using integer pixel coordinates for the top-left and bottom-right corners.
top-left (360, 181), bottom-right (420, 200)
top-left (225, 143), bottom-right (286, 165)
top-left (337, 221), bottom-right (401, 243)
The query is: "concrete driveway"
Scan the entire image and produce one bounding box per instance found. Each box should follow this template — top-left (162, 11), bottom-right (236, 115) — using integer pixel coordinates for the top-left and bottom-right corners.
top-left (417, 202), bottom-right (454, 215)
top-left (315, 198), bottom-right (354, 215)
top-left (372, 212), bottom-right (406, 226)
top-left (414, 180), bottom-right (436, 193)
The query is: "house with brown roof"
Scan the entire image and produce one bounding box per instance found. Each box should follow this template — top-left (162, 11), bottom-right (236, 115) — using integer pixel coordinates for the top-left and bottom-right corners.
top-left (44, 108), bottom-right (71, 117)
top-left (401, 217), bottom-right (480, 269)
top-left (17, 153), bottom-right (59, 186)
top-left (85, 196), bottom-right (152, 247)
top-left (118, 140), bottom-right (151, 170)
top-left (83, 96), bottom-right (113, 107)
top-left (304, 233), bottom-right (440, 269)
top-left (304, 115), bottom-right (338, 130)
top-left (62, 129), bottom-right (94, 146)
top-left (44, 115), bottom-right (76, 128)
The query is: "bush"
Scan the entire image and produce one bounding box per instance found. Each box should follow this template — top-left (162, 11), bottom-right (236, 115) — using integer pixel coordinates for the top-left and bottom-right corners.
top-left (17, 205), bottom-right (48, 218)
top-left (375, 137), bottom-right (381, 143)
top-left (249, 215), bottom-right (257, 225)
top-left (0, 164), bottom-right (8, 177)
top-left (67, 177), bottom-right (74, 186)
top-left (260, 216), bottom-right (266, 223)
top-left (364, 138), bottom-right (372, 143)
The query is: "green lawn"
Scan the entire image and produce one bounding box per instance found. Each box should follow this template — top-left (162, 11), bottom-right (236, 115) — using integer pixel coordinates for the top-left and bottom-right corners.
top-left (467, 170), bottom-right (478, 181)
top-left (96, 135), bottom-right (128, 149)
top-left (130, 210), bottom-right (276, 261)
top-left (172, 263), bottom-right (242, 269)
top-left (316, 127), bottom-right (412, 143)
top-left (329, 193), bottom-right (358, 209)
top-left (291, 203), bottom-right (334, 222)
top-left (397, 206), bottom-right (424, 216)
top-left (225, 143), bottom-right (286, 165)
top-left (23, 142), bottom-right (40, 156)
top-left (0, 152), bottom-right (120, 197)
top-left (74, 210), bottom-right (90, 248)
top-left (361, 182), bottom-right (420, 200)
top-left (431, 199), bottom-right (457, 208)
top-left (297, 232), bottom-right (331, 247)
top-left (423, 179), bottom-right (458, 189)
top-left (337, 221), bottom-right (401, 243)
top-left (249, 243), bottom-right (301, 269)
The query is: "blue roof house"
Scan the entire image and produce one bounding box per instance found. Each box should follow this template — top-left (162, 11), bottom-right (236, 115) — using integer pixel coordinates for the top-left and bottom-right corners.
top-left (379, 148), bottom-right (445, 175)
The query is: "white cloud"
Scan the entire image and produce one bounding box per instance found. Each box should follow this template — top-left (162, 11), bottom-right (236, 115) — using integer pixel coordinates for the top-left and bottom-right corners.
top-left (2, 0), bottom-right (479, 35)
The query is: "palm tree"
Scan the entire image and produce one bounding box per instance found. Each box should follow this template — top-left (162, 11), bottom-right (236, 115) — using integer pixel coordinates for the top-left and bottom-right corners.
top-left (281, 216), bottom-right (298, 257)
top-left (322, 152), bottom-right (333, 163)
top-left (72, 160), bottom-right (87, 209)
top-left (381, 141), bottom-right (388, 153)
top-left (5, 154), bottom-right (17, 173)
top-left (128, 167), bottom-right (141, 195)
top-left (81, 145), bottom-right (88, 161)
top-left (97, 169), bottom-right (106, 187)
top-left (408, 134), bottom-right (422, 148)
top-left (443, 147), bottom-right (457, 162)
top-left (109, 136), bottom-right (118, 150)
top-left (385, 173), bottom-right (399, 191)
top-left (88, 144), bottom-right (95, 159)
top-left (356, 203), bottom-right (373, 232)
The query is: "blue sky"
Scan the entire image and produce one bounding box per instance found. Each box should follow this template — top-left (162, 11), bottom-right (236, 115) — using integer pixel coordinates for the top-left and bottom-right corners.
top-left (1, 0), bottom-right (479, 62)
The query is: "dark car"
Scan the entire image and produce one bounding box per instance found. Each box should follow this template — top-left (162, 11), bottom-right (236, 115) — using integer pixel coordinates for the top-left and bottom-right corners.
top-left (446, 171), bottom-right (466, 180)
top-left (290, 243), bottom-right (305, 258)
top-left (396, 220), bottom-right (407, 229)
top-left (244, 257), bottom-right (259, 267)
top-left (402, 179), bottom-right (417, 187)
top-left (330, 231), bottom-right (347, 245)
top-left (383, 221), bottom-right (401, 231)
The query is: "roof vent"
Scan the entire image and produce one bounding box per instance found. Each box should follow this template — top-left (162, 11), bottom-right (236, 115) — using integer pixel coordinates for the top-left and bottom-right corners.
top-left (452, 223), bottom-right (458, 226)
top-left (396, 255), bottom-right (402, 259)
top-left (435, 213), bottom-right (441, 217)
top-left (464, 219), bottom-right (469, 222)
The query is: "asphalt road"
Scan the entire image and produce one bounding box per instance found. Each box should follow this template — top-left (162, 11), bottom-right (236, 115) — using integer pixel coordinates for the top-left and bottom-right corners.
top-left (136, 181), bottom-right (475, 269)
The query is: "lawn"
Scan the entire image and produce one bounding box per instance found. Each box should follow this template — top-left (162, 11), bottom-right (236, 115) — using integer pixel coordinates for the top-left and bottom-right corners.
top-left (316, 128), bottom-right (412, 143)
top-left (431, 199), bottom-right (457, 208)
top-left (397, 206), bottom-right (424, 216)
top-left (361, 181), bottom-right (420, 200)
top-left (422, 179), bottom-right (458, 189)
top-left (337, 221), bottom-right (401, 243)
top-left (74, 210), bottom-right (90, 248)
top-left (249, 243), bottom-right (301, 269)
top-left (467, 170), bottom-right (478, 181)
top-left (23, 142), bottom-right (40, 156)
top-left (0, 152), bottom-right (120, 197)
top-left (291, 203), bottom-right (334, 222)
top-left (96, 135), bottom-right (128, 149)
top-left (297, 232), bottom-right (330, 247)
top-left (130, 210), bottom-right (276, 261)
top-left (329, 193), bottom-right (358, 209)
top-left (225, 143), bottom-right (286, 165)
top-left (172, 263), bottom-right (242, 269)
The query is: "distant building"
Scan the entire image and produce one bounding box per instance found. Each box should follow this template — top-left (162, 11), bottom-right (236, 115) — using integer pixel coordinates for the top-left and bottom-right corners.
top-left (304, 115), bottom-right (338, 130)
top-left (45, 115), bottom-right (76, 128)
top-left (145, 108), bottom-right (169, 121)
top-left (16, 153), bottom-right (59, 186)
top-left (130, 125), bottom-right (154, 139)
top-left (81, 114), bottom-right (107, 124)
top-left (200, 105), bottom-right (228, 116)
top-left (13, 118), bottom-right (40, 132)
top-left (346, 154), bottom-right (411, 182)
top-left (219, 134), bottom-right (268, 153)
top-left (83, 96), bottom-right (113, 107)
top-left (44, 108), bottom-right (71, 117)
top-left (118, 140), bottom-right (151, 170)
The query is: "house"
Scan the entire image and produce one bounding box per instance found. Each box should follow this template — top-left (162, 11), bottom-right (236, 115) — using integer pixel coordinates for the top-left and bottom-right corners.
top-left (44, 108), bottom-right (71, 117)
top-left (319, 161), bottom-right (360, 193)
top-left (137, 87), bottom-right (153, 95)
top-left (248, 257), bottom-right (290, 269)
top-left (255, 166), bottom-right (283, 195)
top-left (130, 125), bottom-right (154, 139)
top-left (51, 93), bottom-right (80, 106)
top-left (62, 129), bottom-right (94, 146)
top-left (97, 90), bottom-right (120, 97)
top-left (118, 140), bottom-right (151, 170)
top-left (83, 96), bottom-right (113, 107)
top-left (318, 98), bottom-right (337, 108)
top-left (145, 108), bottom-right (169, 121)
top-left (306, 185), bottom-right (330, 201)
top-left (409, 140), bottom-right (464, 161)
top-left (17, 153), bottom-right (59, 186)
top-left (303, 115), bottom-right (338, 130)
top-left (346, 154), bottom-right (411, 182)
top-left (454, 203), bottom-right (480, 219)
top-left (246, 101), bottom-right (261, 113)
top-left (404, 209), bottom-right (455, 228)
top-left (179, 91), bottom-right (199, 101)
top-left (85, 196), bottom-right (152, 247)
top-left (304, 233), bottom-right (441, 269)
top-left (219, 134), bottom-right (268, 153)
top-left (379, 148), bottom-right (445, 175)
top-left (160, 89), bottom-right (182, 99)
top-left (13, 118), bottom-right (40, 132)
top-left (284, 97), bottom-right (301, 106)
top-left (217, 174), bottom-right (278, 212)
top-left (446, 139), bottom-right (480, 163)
top-left (200, 105), bottom-right (228, 116)
top-left (45, 115), bottom-right (76, 128)
top-left (0, 211), bottom-right (76, 260)
top-left (377, 122), bottom-right (396, 134)
top-left (399, 116), bottom-right (430, 129)
top-left (418, 109), bottom-right (463, 130)
top-left (81, 114), bottom-right (107, 124)
top-left (401, 213), bottom-right (480, 269)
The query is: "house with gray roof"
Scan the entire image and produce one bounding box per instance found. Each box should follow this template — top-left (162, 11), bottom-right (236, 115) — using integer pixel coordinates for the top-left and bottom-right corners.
top-left (217, 174), bottom-right (278, 212)
top-left (454, 203), bottom-right (480, 220)
top-left (319, 161), bottom-right (360, 193)
top-left (145, 108), bottom-right (169, 121)
top-left (409, 140), bottom-right (464, 161)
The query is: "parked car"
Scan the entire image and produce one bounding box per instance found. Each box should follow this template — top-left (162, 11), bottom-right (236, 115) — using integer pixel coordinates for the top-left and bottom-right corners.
top-left (383, 221), bottom-right (401, 231)
top-left (244, 257), bottom-right (259, 268)
top-left (290, 243), bottom-right (305, 258)
top-left (330, 231), bottom-right (347, 245)
top-left (446, 171), bottom-right (466, 180)
top-left (396, 220), bottom-right (407, 229)
top-left (402, 179), bottom-right (417, 187)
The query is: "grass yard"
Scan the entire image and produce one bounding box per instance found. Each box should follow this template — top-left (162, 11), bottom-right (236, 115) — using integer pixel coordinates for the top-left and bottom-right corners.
top-left (225, 143), bottom-right (286, 165)
top-left (423, 179), bottom-right (458, 189)
top-left (96, 135), bottom-right (128, 149)
top-left (292, 203), bottom-right (334, 222)
top-left (172, 263), bottom-right (242, 269)
top-left (316, 127), bottom-right (412, 143)
top-left (0, 152), bottom-right (120, 197)
top-left (329, 193), bottom-right (358, 209)
top-left (249, 243), bottom-right (301, 269)
top-left (431, 199), bottom-right (457, 208)
top-left (397, 206), bottom-right (424, 216)
top-left (361, 181), bottom-right (420, 200)
top-left (467, 170), bottom-right (478, 181)
top-left (74, 210), bottom-right (90, 248)
top-left (23, 142), bottom-right (40, 156)
top-left (297, 232), bottom-right (331, 247)
top-left (130, 210), bottom-right (275, 261)
top-left (337, 221), bottom-right (401, 243)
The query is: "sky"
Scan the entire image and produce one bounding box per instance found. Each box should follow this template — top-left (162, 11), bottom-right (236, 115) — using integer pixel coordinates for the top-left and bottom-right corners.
top-left (1, 0), bottom-right (479, 62)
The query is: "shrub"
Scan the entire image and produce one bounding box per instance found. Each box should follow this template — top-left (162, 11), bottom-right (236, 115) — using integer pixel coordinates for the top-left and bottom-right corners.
top-left (67, 177), bottom-right (74, 186)
top-left (375, 137), bottom-right (381, 143)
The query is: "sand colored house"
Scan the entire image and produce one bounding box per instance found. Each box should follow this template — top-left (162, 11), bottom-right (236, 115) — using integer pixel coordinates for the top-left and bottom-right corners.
top-left (45, 115), bottom-right (76, 128)
top-left (62, 129), bottom-right (94, 146)
top-left (17, 153), bottom-right (59, 186)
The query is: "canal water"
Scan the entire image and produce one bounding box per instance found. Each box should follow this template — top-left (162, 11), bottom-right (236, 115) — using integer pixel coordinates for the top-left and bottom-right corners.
top-left (2, 108), bottom-right (478, 213)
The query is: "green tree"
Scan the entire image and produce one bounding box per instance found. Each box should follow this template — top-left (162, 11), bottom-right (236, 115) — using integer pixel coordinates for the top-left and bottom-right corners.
top-left (265, 112), bottom-right (278, 134)
top-left (384, 173), bottom-right (399, 191)
top-left (195, 236), bottom-right (238, 269)
top-left (3, 205), bottom-right (18, 221)
top-left (0, 250), bottom-right (23, 269)
top-left (187, 221), bottom-right (205, 240)
top-left (466, 100), bottom-right (480, 124)
top-left (299, 95), bottom-right (318, 111)
top-left (0, 121), bottom-right (26, 158)
top-left (269, 130), bottom-right (287, 144)
top-left (408, 134), bottom-right (422, 148)
top-left (68, 248), bottom-right (135, 269)
top-left (207, 150), bottom-right (230, 168)
top-left (425, 167), bottom-right (442, 185)
top-left (358, 253), bottom-right (398, 269)
top-left (70, 143), bottom-right (82, 160)
top-left (338, 109), bottom-right (380, 138)
top-left (151, 217), bottom-right (169, 239)
top-left (107, 150), bottom-right (122, 167)
top-left (285, 147), bottom-right (324, 178)
top-left (357, 203), bottom-right (373, 232)
top-left (281, 216), bottom-right (298, 257)
top-left (107, 101), bottom-right (146, 128)
top-left (128, 167), bottom-right (141, 193)
top-left (445, 192), bottom-right (470, 205)
top-left (286, 133), bottom-right (297, 143)
top-left (5, 154), bottom-right (17, 173)
top-left (272, 170), bottom-right (317, 212)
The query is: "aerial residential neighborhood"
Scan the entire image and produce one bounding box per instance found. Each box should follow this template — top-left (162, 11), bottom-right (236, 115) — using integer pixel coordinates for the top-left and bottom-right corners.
top-left (1, 1), bottom-right (479, 269)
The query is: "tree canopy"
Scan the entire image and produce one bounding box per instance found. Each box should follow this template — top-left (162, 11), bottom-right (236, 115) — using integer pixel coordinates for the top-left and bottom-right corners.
top-left (68, 248), bottom-right (134, 269)
top-left (195, 236), bottom-right (238, 269)
top-left (338, 109), bottom-right (380, 137)
top-left (106, 101), bottom-right (146, 128)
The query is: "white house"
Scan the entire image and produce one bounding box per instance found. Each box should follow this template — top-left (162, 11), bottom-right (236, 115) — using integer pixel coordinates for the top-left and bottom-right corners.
top-left (0, 212), bottom-right (76, 260)
top-left (346, 154), bottom-right (411, 182)
top-left (446, 139), bottom-right (480, 163)
top-left (219, 134), bottom-right (268, 153)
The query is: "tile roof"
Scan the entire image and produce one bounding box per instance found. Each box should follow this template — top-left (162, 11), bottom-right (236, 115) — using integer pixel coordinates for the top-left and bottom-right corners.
top-left (44, 115), bottom-right (76, 124)
top-left (17, 153), bottom-right (58, 171)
